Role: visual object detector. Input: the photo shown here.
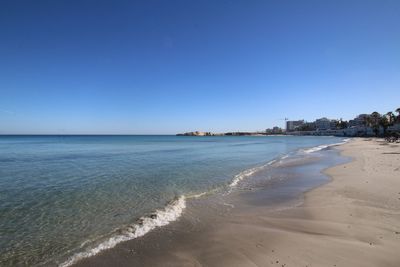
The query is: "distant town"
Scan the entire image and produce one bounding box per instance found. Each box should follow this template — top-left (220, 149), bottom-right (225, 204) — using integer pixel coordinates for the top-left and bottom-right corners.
top-left (177, 108), bottom-right (400, 138)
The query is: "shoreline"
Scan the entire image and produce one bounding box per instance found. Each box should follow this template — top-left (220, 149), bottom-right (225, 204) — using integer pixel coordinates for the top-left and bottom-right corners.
top-left (71, 139), bottom-right (353, 267)
top-left (296, 138), bottom-right (400, 266)
top-left (62, 138), bottom-right (346, 267)
top-left (71, 138), bottom-right (400, 267)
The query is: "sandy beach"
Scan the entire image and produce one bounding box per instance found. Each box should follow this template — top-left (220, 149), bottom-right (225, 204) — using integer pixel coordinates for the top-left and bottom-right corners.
top-left (74, 138), bottom-right (400, 267)
top-left (261, 138), bottom-right (400, 267)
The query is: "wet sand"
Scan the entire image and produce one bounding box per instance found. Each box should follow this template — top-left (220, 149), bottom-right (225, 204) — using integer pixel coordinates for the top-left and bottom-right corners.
top-left (73, 138), bottom-right (400, 267)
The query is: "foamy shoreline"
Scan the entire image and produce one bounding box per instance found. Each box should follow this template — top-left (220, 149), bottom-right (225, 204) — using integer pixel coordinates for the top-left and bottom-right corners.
top-left (70, 138), bottom-right (356, 267)
top-left (72, 138), bottom-right (400, 267)
top-left (64, 140), bottom-right (336, 267)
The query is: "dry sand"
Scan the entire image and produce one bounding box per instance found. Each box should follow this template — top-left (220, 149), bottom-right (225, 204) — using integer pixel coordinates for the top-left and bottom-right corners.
top-left (275, 138), bottom-right (400, 267)
top-left (74, 138), bottom-right (400, 267)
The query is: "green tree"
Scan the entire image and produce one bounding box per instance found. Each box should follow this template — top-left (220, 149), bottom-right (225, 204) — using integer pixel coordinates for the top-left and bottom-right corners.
top-left (370, 112), bottom-right (381, 136)
top-left (396, 108), bottom-right (400, 123)
top-left (363, 115), bottom-right (371, 127)
top-left (379, 116), bottom-right (389, 136)
top-left (334, 119), bottom-right (348, 129)
top-left (386, 112), bottom-right (395, 125)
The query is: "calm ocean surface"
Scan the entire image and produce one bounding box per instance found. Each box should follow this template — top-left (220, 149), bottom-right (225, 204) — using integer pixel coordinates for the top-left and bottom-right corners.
top-left (0, 135), bottom-right (345, 266)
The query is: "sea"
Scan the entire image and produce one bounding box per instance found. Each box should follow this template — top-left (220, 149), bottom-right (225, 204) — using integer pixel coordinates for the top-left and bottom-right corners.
top-left (0, 135), bottom-right (347, 266)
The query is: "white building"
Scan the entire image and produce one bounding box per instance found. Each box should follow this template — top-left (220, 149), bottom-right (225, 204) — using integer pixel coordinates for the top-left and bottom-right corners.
top-left (286, 120), bottom-right (304, 132)
top-left (315, 117), bottom-right (332, 131)
top-left (349, 114), bottom-right (369, 127)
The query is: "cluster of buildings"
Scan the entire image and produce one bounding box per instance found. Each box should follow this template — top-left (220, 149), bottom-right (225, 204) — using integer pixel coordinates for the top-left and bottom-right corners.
top-left (177, 131), bottom-right (215, 136)
top-left (283, 114), bottom-right (399, 137)
top-left (177, 112), bottom-right (400, 137)
top-left (177, 131), bottom-right (265, 136)
top-left (265, 126), bottom-right (284, 135)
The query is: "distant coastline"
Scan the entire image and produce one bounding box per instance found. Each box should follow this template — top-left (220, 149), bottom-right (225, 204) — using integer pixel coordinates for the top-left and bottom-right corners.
top-left (177, 108), bottom-right (400, 138)
top-left (176, 131), bottom-right (270, 136)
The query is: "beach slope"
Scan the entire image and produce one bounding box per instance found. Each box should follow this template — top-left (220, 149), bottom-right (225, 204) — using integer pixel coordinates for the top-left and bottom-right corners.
top-left (243, 138), bottom-right (400, 267)
top-left (190, 138), bottom-right (400, 267)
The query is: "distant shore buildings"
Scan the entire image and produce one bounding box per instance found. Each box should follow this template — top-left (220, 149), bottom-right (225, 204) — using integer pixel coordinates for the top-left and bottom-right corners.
top-left (285, 109), bottom-right (400, 137)
top-left (177, 108), bottom-right (400, 137)
top-left (285, 120), bottom-right (304, 132)
top-left (176, 131), bottom-right (214, 136)
top-left (265, 126), bottom-right (283, 135)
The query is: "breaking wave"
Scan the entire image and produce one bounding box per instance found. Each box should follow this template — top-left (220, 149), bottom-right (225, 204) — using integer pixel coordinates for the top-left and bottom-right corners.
top-left (303, 138), bottom-right (350, 153)
top-left (229, 138), bottom-right (351, 187)
top-left (60, 138), bottom-right (350, 266)
top-left (229, 159), bottom-right (277, 187)
top-left (59, 196), bottom-right (186, 267)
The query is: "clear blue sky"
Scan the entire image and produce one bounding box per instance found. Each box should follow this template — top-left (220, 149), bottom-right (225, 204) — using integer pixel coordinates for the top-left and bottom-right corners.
top-left (1, 0), bottom-right (399, 134)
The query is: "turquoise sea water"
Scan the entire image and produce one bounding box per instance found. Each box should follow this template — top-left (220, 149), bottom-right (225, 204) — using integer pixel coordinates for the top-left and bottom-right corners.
top-left (0, 135), bottom-right (345, 266)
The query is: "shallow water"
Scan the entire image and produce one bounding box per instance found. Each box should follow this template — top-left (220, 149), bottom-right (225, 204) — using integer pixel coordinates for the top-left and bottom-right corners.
top-left (0, 135), bottom-right (344, 266)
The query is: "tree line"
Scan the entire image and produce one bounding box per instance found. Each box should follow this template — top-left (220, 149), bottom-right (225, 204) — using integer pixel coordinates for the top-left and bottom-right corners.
top-left (364, 108), bottom-right (400, 136)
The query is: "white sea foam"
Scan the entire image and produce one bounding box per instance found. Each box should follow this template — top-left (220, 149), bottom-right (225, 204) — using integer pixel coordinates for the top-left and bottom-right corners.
top-left (59, 196), bottom-right (186, 267)
top-left (303, 144), bottom-right (330, 153)
top-left (61, 138), bottom-right (350, 266)
top-left (189, 191), bottom-right (207, 199)
top-left (269, 159), bottom-right (277, 165)
top-left (230, 167), bottom-right (259, 187)
top-left (229, 159), bottom-right (277, 187)
top-left (303, 138), bottom-right (350, 154)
